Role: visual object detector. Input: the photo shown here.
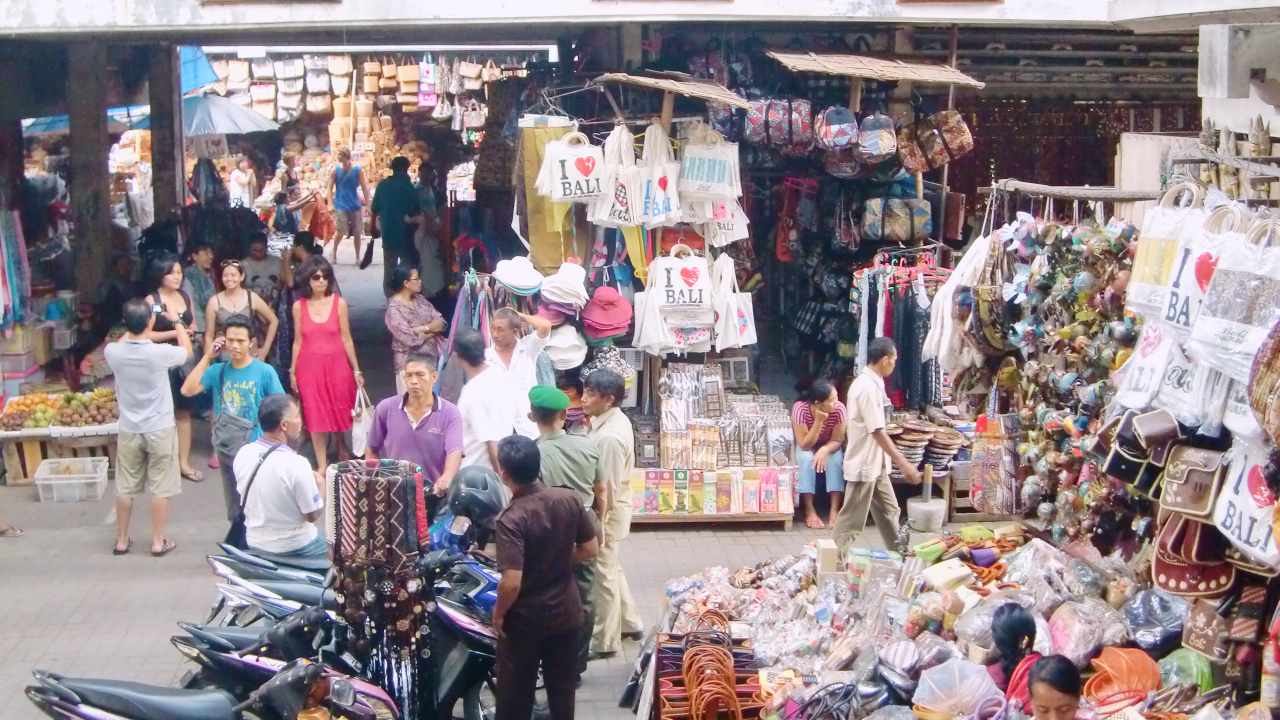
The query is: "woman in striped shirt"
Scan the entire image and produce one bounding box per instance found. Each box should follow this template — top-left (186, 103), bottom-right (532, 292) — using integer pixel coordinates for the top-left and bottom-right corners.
top-left (791, 379), bottom-right (847, 529)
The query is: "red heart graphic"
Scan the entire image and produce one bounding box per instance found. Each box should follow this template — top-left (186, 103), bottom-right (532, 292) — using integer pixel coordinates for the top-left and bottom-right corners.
top-left (658, 176), bottom-right (669, 191)
top-left (1248, 465), bottom-right (1274, 508)
top-left (1138, 326), bottom-right (1162, 357)
top-left (574, 156), bottom-right (596, 177)
top-left (1194, 252), bottom-right (1218, 292)
top-left (680, 267), bottom-right (699, 287)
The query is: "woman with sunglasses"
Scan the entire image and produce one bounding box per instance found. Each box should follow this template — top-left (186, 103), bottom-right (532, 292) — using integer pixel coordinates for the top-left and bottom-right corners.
top-left (291, 256), bottom-right (361, 471)
top-left (205, 258), bottom-right (279, 363)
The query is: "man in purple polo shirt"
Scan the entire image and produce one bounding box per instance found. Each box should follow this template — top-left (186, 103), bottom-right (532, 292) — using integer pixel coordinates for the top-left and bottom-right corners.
top-left (365, 351), bottom-right (463, 533)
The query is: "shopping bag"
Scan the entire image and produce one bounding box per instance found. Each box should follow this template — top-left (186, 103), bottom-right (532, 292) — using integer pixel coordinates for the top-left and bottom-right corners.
top-left (1160, 203), bottom-right (1251, 335)
top-left (637, 123), bottom-right (682, 227)
top-left (1212, 437), bottom-right (1280, 571)
top-left (632, 291), bottom-right (673, 356)
top-left (1128, 182), bottom-right (1207, 319)
top-left (350, 388), bottom-right (375, 456)
top-left (857, 112), bottom-right (897, 164)
top-left (679, 140), bottom-right (741, 200)
top-left (703, 199), bottom-right (750, 248)
top-left (1115, 324), bottom-right (1176, 409)
top-left (589, 123), bottom-right (641, 228)
top-left (1188, 219), bottom-right (1280, 382)
top-left (650, 244), bottom-right (712, 318)
top-left (535, 131), bottom-right (605, 203)
top-left (712, 254), bottom-right (742, 351)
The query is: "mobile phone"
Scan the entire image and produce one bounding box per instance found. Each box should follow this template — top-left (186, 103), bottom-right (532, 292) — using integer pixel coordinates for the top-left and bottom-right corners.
top-left (152, 304), bottom-right (164, 314)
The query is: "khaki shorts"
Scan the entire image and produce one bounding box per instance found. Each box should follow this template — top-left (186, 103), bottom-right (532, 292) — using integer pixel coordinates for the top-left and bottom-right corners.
top-left (335, 209), bottom-right (363, 238)
top-left (116, 427), bottom-right (181, 498)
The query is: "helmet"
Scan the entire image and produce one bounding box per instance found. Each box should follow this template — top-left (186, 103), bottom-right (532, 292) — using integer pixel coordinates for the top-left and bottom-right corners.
top-left (448, 466), bottom-right (506, 531)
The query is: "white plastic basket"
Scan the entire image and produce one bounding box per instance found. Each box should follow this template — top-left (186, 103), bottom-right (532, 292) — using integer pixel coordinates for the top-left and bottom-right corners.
top-left (34, 456), bottom-right (109, 503)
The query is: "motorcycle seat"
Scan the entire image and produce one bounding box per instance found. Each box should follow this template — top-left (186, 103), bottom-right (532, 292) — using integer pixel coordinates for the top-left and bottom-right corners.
top-left (57, 677), bottom-right (237, 720)
top-left (255, 580), bottom-right (337, 610)
top-left (182, 622), bottom-right (264, 652)
top-left (247, 548), bottom-right (330, 573)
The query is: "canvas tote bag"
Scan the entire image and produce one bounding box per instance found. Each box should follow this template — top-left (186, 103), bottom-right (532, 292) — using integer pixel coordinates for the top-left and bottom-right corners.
top-left (1128, 182), bottom-right (1207, 319)
top-left (1188, 218), bottom-right (1280, 382)
top-left (1159, 203), bottom-right (1251, 335)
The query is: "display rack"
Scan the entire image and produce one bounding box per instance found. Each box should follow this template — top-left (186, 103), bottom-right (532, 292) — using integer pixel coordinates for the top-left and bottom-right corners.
top-left (632, 513), bottom-right (793, 530)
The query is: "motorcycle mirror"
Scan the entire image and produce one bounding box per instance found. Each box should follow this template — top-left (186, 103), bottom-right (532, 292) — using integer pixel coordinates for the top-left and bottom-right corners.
top-left (324, 567), bottom-right (337, 589)
top-left (328, 678), bottom-right (356, 708)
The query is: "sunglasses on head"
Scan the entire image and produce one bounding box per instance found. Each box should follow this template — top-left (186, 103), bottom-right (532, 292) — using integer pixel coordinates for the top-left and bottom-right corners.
top-left (221, 260), bottom-right (244, 269)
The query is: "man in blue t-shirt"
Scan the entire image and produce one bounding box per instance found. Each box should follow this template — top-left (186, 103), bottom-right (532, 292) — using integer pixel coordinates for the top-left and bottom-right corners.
top-left (182, 315), bottom-right (285, 520)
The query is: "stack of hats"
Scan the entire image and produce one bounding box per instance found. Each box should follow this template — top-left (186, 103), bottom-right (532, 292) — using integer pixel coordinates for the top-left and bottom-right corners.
top-left (924, 427), bottom-right (967, 473)
top-left (493, 256), bottom-right (543, 296)
top-left (581, 286), bottom-right (633, 344)
top-left (888, 418), bottom-right (938, 482)
top-left (537, 262), bottom-right (589, 326)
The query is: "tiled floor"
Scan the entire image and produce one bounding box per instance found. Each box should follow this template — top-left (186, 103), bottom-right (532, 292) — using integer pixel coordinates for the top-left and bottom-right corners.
top-left (0, 249), bottom-right (836, 719)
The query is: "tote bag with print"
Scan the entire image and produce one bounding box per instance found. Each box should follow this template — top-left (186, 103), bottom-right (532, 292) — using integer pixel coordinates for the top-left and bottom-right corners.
top-left (1188, 219), bottom-right (1280, 382)
top-left (1128, 183), bottom-right (1207, 319)
top-left (1160, 203), bottom-right (1251, 335)
top-left (589, 123), bottom-right (641, 228)
top-left (679, 140), bottom-right (741, 200)
top-left (534, 131), bottom-right (605, 203)
top-left (703, 199), bottom-right (750, 248)
top-left (1212, 437), bottom-right (1280, 571)
top-left (649, 244), bottom-right (712, 324)
top-left (637, 123), bottom-right (682, 227)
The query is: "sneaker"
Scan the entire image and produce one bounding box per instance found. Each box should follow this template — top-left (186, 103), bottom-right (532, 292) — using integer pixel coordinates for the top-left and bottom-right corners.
top-left (208, 455), bottom-right (220, 470)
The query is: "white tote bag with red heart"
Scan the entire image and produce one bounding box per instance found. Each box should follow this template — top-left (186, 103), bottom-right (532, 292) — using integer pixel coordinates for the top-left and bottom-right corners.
top-left (1212, 437), bottom-right (1280, 570)
top-left (535, 131), bottom-right (604, 203)
top-left (650, 244), bottom-right (712, 325)
top-left (637, 123), bottom-right (682, 228)
top-left (1158, 203), bottom-right (1250, 336)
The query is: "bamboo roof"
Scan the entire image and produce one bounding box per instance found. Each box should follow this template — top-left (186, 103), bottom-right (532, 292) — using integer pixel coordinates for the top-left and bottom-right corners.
top-left (765, 51), bottom-right (985, 89)
top-left (591, 72), bottom-right (751, 110)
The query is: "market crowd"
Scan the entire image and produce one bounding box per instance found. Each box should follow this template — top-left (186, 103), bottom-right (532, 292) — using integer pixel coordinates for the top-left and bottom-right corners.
top-left (95, 157), bottom-right (645, 719)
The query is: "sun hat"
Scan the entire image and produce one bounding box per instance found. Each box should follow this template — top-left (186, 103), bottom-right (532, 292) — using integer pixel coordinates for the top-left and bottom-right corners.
top-left (581, 286), bottom-right (633, 334)
top-left (544, 325), bottom-right (589, 370)
top-left (493, 256), bottom-right (543, 295)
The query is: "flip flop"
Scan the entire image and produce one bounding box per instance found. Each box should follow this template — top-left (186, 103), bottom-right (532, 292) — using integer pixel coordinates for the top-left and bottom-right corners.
top-left (112, 538), bottom-right (132, 555)
top-left (151, 539), bottom-right (177, 557)
top-left (208, 455), bottom-right (220, 470)
top-left (2, 526), bottom-right (25, 538)
top-left (181, 469), bottom-right (204, 483)
top-left (804, 517), bottom-right (826, 529)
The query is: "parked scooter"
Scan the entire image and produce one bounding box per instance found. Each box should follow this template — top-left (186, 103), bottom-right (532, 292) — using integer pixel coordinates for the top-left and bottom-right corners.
top-left (26, 658), bottom-right (363, 720)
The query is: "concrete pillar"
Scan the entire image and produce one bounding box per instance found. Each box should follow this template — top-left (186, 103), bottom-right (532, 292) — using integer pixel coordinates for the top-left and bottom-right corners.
top-left (67, 42), bottom-right (112, 298)
top-left (149, 44), bottom-right (184, 222)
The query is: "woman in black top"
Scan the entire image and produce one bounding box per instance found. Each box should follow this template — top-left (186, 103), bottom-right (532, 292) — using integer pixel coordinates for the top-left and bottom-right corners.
top-left (144, 253), bottom-right (201, 482)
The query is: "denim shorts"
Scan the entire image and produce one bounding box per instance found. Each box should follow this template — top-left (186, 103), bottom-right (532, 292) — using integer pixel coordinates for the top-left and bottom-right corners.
top-left (255, 533), bottom-right (329, 560)
top-left (796, 447), bottom-right (845, 494)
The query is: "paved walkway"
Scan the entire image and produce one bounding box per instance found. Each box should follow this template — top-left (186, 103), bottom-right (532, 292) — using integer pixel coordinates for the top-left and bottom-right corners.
top-left (0, 249), bottom-right (832, 718)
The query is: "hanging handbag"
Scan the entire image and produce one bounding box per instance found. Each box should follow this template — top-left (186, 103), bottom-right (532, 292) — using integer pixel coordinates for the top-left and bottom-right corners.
top-left (637, 124), bottom-right (682, 225)
top-left (862, 196), bottom-right (932, 245)
top-left (1153, 548), bottom-right (1235, 600)
top-left (250, 57), bottom-right (274, 80)
top-left (362, 59), bottom-right (382, 76)
top-left (589, 123), bottom-right (642, 228)
top-left (464, 75), bottom-right (483, 92)
top-left (463, 100), bottom-right (487, 129)
top-left (823, 147), bottom-right (866, 179)
top-left (227, 59), bottom-right (251, 92)
top-left (331, 73), bottom-right (351, 97)
top-left (306, 94), bottom-right (332, 115)
top-left (457, 57), bottom-right (483, 78)
top-left (1129, 182), bottom-right (1207, 319)
top-left (328, 54), bottom-right (353, 77)
top-left (249, 83), bottom-right (276, 120)
top-left (273, 57), bottom-right (305, 81)
top-left (831, 190), bottom-right (860, 255)
top-left (362, 74), bottom-right (381, 94)
top-left (1248, 315), bottom-right (1280, 448)
top-left (432, 97), bottom-right (454, 120)
top-left (1188, 218), bottom-right (1280, 382)
top-left (448, 59), bottom-right (464, 96)
top-left (1161, 204), bottom-right (1250, 335)
top-left (381, 57), bottom-right (397, 79)
top-left (1157, 511), bottom-right (1227, 564)
top-left (897, 123), bottom-right (929, 175)
top-left (1160, 446), bottom-right (1227, 519)
top-left (815, 105), bottom-right (859, 150)
top-left (276, 92), bottom-right (304, 123)
top-left (481, 59), bottom-right (502, 83)
top-left (534, 131), bottom-right (605, 203)
top-left (679, 137), bottom-right (741, 200)
top-left (1133, 408), bottom-right (1182, 461)
top-left (397, 62), bottom-right (419, 83)
top-left (224, 444), bottom-right (283, 550)
top-left (1212, 437), bottom-right (1280, 571)
top-left (419, 54), bottom-right (438, 92)
top-left (857, 111), bottom-right (897, 164)
top-left (305, 68), bottom-right (331, 95)
top-left (919, 110), bottom-right (975, 168)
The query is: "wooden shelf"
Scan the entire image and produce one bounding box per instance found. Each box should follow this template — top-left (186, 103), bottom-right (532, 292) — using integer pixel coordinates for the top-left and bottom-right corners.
top-left (632, 512), bottom-right (793, 530)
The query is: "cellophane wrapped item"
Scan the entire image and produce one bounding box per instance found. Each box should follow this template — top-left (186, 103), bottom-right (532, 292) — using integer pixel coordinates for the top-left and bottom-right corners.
top-left (1122, 589), bottom-right (1190, 654)
top-left (1003, 538), bottom-right (1075, 615)
top-left (913, 658), bottom-right (1002, 717)
top-left (865, 707), bottom-right (916, 720)
top-left (955, 591), bottom-right (1054, 661)
top-left (1048, 597), bottom-right (1130, 667)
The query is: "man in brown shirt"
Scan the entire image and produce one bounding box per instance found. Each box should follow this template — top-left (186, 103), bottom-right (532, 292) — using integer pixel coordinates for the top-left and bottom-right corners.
top-left (493, 435), bottom-right (599, 720)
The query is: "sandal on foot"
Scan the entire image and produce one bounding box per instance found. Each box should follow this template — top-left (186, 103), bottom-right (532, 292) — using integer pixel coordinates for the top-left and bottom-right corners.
top-left (112, 538), bottom-right (132, 555)
top-left (804, 517), bottom-right (826, 529)
top-left (1, 525), bottom-right (24, 538)
top-left (181, 469), bottom-right (204, 483)
top-left (151, 539), bottom-right (177, 557)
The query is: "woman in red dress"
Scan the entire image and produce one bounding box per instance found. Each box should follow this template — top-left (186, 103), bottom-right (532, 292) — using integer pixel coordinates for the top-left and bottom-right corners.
top-left (291, 256), bottom-right (362, 471)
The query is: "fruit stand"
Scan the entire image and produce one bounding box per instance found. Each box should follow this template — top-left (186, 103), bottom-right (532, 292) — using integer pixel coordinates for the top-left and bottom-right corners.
top-left (0, 390), bottom-right (119, 487)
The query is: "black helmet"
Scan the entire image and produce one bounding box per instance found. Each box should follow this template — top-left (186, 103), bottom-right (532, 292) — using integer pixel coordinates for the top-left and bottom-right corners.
top-left (448, 466), bottom-right (505, 531)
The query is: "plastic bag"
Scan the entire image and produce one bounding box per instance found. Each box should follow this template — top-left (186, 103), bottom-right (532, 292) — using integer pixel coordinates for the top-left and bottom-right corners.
top-left (913, 658), bottom-right (1001, 716)
top-left (915, 632), bottom-right (960, 671)
top-left (864, 706), bottom-right (915, 720)
top-left (1048, 598), bottom-right (1129, 667)
top-left (1159, 648), bottom-right (1215, 693)
top-left (955, 590), bottom-right (1035, 651)
top-left (1123, 589), bottom-right (1190, 654)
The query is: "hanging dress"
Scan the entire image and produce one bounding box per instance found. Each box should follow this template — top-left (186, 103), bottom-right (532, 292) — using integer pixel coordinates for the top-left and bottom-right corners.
top-left (294, 295), bottom-right (356, 432)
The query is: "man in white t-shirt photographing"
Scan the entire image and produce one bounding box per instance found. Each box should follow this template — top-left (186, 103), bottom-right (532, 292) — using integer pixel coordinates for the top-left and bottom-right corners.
top-left (232, 394), bottom-right (327, 559)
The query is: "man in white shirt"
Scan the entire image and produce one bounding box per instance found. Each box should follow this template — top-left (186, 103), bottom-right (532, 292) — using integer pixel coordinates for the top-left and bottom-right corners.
top-left (455, 331), bottom-right (517, 471)
top-left (486, 308), bottom-right (552, 439)
top-left (228, 156), bottom-right (256, 208)
top-left (233, 394), bottom-right (326, 558)
top-left (105, 299), bottom-right (194, 557)
top-left (834, 338), bottom-right (921, 551)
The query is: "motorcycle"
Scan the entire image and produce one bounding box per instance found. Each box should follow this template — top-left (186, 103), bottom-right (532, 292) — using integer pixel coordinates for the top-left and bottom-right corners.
top-left (26, 657), bottom-right (364, 720)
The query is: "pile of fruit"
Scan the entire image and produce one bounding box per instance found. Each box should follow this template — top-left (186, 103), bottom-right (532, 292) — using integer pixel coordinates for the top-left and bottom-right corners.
top-left (53, 389), bottom-right (118, 427)
top-left (0, 393), bottom-right (66, 430)
top-left (0, 390), bottom-right (119, 431)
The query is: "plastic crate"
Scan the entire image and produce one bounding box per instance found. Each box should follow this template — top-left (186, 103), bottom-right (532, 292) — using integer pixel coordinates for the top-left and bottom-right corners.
top-left (0, 351), bottom-right (35, 373)
top-left (34, 456), bottom-right (109, 502)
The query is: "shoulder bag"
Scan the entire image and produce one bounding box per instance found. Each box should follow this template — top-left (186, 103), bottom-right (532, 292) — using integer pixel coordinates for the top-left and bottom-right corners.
top-left (211, 370), bottom-right (257, 458)
top-left (1159, 445), bottom-right (1227, 519)
top-left (224, 444), bottom-right (284, 550)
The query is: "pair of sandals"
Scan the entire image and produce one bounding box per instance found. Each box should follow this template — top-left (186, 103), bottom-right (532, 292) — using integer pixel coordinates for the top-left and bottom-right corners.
top-left (0, 524), bottom-right (22, 538)
top-left (112, 538), bottom-right (178, 557)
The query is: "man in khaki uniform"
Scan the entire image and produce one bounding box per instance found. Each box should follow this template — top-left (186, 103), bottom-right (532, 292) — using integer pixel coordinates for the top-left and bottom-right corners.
top-left (582, 369), bottom-right (644, 657)
top-left (833, 337), bottom-right (921, 550)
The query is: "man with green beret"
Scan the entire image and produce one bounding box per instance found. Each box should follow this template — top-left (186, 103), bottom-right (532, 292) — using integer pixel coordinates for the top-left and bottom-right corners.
top-left (529, 384), bottom-right (604, 681)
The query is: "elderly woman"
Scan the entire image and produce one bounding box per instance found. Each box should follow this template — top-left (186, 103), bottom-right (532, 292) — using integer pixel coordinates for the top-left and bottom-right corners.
top-left (385, 264), bottom-right (446, 395)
